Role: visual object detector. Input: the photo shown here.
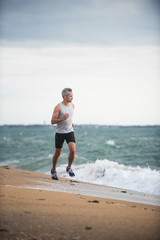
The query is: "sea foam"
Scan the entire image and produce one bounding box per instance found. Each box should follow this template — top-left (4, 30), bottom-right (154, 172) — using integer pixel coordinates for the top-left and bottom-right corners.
top-left (106, 140), bottom-right (115, 146)
top-left (57, 159), bottom-right (160, 196)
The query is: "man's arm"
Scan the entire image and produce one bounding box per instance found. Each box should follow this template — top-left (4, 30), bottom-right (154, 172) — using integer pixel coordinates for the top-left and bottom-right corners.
top-left (51, 104), bottom-right (69, 125)
top-left (72, 103), bottom-right (75, 128)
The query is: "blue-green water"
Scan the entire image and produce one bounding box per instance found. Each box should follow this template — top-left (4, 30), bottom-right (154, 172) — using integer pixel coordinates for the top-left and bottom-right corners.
top-left (0, 125), bottom-right (160, 195)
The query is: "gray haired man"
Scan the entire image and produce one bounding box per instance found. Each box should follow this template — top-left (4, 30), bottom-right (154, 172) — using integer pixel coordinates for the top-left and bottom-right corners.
top-left (51, 88), bottom-right (75, 180)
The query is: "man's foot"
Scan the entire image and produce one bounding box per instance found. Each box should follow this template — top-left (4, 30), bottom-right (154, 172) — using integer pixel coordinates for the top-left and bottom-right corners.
top-left (66, 167), bottom-right (75, 177)
top-left (51, 169), bottom-right (58, 180)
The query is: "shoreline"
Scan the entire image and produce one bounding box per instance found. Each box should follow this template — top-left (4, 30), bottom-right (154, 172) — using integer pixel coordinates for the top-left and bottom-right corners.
top-left (0, 166), bottom-right (160, 240)
top-left (2, 166), bottom-right (160, 206)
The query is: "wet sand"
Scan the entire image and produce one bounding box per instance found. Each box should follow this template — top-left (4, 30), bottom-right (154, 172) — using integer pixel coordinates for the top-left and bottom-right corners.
top-left (0, 166), bottom-right (160, 240)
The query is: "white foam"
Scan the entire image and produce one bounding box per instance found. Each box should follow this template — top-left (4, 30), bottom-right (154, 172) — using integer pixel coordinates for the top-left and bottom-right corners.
top-left (56, 159), bottom-right (160, 196)
top-left (106, 140), bottom-right (115, 146)
top-left (0, 159), bottom-right (20, 166)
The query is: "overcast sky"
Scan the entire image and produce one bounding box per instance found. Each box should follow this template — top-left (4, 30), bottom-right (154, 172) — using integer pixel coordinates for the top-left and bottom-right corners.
top-left (0, 0), bottom-right (160, 125)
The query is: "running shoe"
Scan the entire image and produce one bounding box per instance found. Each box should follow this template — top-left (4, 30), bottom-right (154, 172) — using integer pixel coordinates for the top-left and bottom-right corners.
top-left (66, 167), bottom-right (75, 177)
top-left (51, 169), bottom-right (58, 180)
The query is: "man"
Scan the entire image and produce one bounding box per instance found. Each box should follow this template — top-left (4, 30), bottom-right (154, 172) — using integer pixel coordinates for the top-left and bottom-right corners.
top-left (51, 88), bottom-right (76, 180)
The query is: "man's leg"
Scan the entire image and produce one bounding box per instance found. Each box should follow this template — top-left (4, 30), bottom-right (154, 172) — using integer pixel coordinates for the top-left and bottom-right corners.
top-left (52, 148), bottom-right (62, 173)
top-left (52, 133), bottom-right (64, 173)
top-left (67, 142), bottom-right (75, 168)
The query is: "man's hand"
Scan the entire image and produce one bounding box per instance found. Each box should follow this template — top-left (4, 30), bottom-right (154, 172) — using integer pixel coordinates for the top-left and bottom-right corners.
top-left (63, 113), bottom-right (69, 120)
top-left (51, 105), bottom-right (70, 125)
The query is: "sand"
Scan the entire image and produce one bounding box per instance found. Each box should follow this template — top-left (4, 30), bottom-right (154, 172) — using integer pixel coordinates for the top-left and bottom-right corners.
top-left (0, 166), bottom-right (160, 240)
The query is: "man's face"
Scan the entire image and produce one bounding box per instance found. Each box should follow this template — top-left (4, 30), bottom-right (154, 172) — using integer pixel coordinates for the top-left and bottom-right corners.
top-left (65, 91), bottom-right (73, 102)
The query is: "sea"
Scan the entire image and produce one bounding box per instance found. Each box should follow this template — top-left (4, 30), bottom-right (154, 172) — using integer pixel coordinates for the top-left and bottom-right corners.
top-left (0, 125), bottom-right (160, 196)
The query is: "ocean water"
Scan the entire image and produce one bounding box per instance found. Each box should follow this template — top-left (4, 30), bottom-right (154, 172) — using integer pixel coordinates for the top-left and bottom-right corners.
top-left (0, 125), bottom-right (160, 195)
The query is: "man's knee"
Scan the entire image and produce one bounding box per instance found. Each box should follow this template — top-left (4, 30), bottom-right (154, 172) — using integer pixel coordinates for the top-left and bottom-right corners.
top-left (69, 143), bottom-right (75, 155)
top-left (70, 148), bottom-right (75, 155)
top-left (54, 148), bottom-right (62, 157)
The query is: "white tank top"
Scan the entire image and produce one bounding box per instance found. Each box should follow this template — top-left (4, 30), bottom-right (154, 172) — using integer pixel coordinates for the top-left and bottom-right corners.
top-left (56, 102), bottom-right (74, 133)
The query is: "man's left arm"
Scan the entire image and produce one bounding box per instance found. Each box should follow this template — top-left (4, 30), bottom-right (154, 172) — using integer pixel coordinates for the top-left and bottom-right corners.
top-left (72, 103), bottom-right (75, 128)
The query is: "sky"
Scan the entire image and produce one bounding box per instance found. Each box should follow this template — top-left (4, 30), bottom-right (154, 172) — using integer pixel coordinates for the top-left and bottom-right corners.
top-left (0, 0), bottom-right (160, 125)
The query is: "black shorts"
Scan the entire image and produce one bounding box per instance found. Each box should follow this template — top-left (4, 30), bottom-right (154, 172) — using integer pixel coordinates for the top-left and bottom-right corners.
top-left (55, 132), bottom-right (75, 149)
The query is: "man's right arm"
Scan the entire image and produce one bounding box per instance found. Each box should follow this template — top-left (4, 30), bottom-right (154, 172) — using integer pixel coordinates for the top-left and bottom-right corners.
top-left (51, 104), bottom-right (69, 125)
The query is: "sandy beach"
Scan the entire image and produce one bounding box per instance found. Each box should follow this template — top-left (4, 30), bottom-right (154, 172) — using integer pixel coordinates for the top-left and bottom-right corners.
top-left (0, 166), bottom-right (160, 240)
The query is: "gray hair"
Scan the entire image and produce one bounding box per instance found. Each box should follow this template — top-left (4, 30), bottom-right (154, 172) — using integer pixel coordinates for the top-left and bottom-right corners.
top-left (61, 88), bottom-right (72, 98)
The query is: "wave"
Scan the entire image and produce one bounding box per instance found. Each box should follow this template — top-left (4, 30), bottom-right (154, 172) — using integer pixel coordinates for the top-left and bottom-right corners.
top-left (0, 159), bottom-right (20, 166)
top-left (55, 159), bottom-right (160, 196)
top-left (106, 140), bottom-right (115, 146)
top-left (105, 139), bottom-right (120, 148)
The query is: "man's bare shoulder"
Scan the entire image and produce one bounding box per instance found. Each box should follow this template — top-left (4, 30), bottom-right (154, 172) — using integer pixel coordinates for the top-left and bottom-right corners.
top-left (54, 103), bottom-right (61, 111)
top-left (72, 103), bottom-right (75, 108)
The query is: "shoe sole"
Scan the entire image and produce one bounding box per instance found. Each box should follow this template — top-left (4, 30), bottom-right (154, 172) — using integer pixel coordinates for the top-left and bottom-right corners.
top-left (52, 177), bottom-right (59, 180)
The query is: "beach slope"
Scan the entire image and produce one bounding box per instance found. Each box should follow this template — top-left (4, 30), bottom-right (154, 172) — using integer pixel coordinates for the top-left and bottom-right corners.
top-left (0, 166), bottom-right (160, 240)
